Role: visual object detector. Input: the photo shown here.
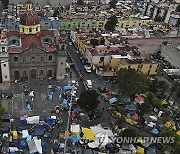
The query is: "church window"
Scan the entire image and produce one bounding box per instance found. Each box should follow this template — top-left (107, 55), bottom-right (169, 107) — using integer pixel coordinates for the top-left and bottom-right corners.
top-left (14, 57), bottom-right (18, 62)
top-left (4, 64), bottom-right (6, 67)
top-left (40, 70), bottom-right (43, 75)
top-left (36, 27), bottom-right (38, 32)
top-left (29, 28), bottom-right (32, 33)
top-left (1, 47), bottom-right (5, 52)
top-left (48, 55), bottom-right (52, 61)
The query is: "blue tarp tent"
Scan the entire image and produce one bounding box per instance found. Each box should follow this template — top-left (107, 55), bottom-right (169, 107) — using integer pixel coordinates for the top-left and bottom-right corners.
top-left (109, 98), bottom-right (117, 104)
top-left (18, 139), bottom-right (27, 149)
top-left (147, 147), bottom-right (156, 154)
top-left (63, 85), bottom-right (71, 90)
top-left (62, 99), bottom-right (68, 105)
top-left (72, 135), bottom-right (79, 143)
top-left (26, 103), bottom-right (32, 110)
top-left (126, 104), bottom-right (136, 111)
top-left (151, 128), bottom-right (159, 135)
top-left (58, 86), bottom-right (63, 91)
top-left (33, 127), bottom-right (46, 136)
top-left (44, 117), bottom-right (57, 125)
top-left (48, 94), bottom-right (53, 100)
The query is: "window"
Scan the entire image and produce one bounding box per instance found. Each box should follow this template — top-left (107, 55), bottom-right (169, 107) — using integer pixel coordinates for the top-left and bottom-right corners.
top-left (45, 23), bottom-right (48, 25)
top-left (36, 27), bottom-right (38, 31)
top-left (31, 57), bottom-right (36, 62)
top-left (1, 47), bottom-right (5, 52)
top-left (3, 64), bottom-right (6, 67)
top-left (23, 57), bottom-right (26, 63)
top-left (61, 62), bottom-right (63, 65)
top-left (14, 57), bottom-right (18, 62)
top-left (23, 28), bottom-right (24, 32)
top-left (40, 70), bottom-right (43, 75)
top-left (41, 57), bottom-right (43, 61)
top-left (29, 28), bottom-right (32, 33)
top-left (5, 75), bottom-right (7, 78)
top-left (99, 57), bottom-right (104, 63)
top-left (48, 55), bottom-right (52, 61)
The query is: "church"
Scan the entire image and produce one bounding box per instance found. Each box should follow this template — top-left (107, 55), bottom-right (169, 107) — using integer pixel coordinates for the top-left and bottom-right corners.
top-left (0, 1), bottom-right (66, 83)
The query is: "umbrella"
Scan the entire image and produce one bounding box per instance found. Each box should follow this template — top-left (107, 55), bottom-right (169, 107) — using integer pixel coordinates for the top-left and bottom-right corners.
top-left (126, 104), bottom-right (136, 111)
top-left (63, 85), bottom-right (72, 90)
top-left (147, 147), bottom-right (156, 154)
top-left (62, 99), bottom-right (68, 105)
top-left (109, 98), bottom-right (117, 104)
top-left (151, 128), bottom-right (159, 135)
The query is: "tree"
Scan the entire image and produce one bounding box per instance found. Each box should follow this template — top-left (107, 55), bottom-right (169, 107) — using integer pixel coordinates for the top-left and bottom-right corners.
top-left (176, 4), bottom-right (180, 12)
top-left (137, 102), bottom-right (151, 117)
top-left (122, 128), bottom-right (137, 137)
top-left (167, 82), bottom-right (180, 101)
top-left (99, 38), bottom-right (105, 45)
top-left (0, 101), bottom-right (5, 126)
top-left (109, 0), bottom-right (117, 9)
top-left (90, 39), bottom-right (99, 47)
top-left (104, 15), bottom-right (118, 32)
top-left (77, 90), bottom-right (99, 112)
top-left (117, 68), bottom-right (147, 97)
top-left (77, 0), bottom-right (83, 5)
top-left (1, 0), bottom-right (9, 9)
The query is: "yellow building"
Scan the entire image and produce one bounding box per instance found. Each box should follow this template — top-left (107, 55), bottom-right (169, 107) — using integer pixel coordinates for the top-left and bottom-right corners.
top-left (19, 1), bottom-right (41, 34)
top-left (117, 17), bottom-right (153, 28)
top-left (110, 55), bottom-right (158, 76)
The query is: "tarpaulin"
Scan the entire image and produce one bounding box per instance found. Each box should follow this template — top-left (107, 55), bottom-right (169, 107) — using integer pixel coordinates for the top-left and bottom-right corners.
top-left (109, 98), bottom-right (117, 104)
top-left (82, 127), bottom-right (95, 141)
top-left (70, 124), bottom-right (80, 133)
top-left (26, 116), bottom-right (39, 124)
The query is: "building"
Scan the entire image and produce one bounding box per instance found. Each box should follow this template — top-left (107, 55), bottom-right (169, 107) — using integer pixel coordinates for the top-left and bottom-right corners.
top-left (0, 1), bottom-right (66, 83)
top-left (169, 11), bottom-right (180, 27)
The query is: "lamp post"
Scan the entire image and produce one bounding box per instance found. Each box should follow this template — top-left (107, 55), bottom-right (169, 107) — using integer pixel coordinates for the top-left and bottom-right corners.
top-left (64, 87), bottom-right (74, 153)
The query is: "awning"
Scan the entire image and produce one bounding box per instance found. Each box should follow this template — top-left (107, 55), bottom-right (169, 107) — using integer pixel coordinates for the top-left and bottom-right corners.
top-left (109, 98), bottom-right (117, 104)
top-left (82, 127), bottom-right (95, 141)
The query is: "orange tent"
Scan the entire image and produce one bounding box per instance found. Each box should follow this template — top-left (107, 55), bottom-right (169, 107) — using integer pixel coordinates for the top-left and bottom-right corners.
top-left (131, 113), bottom-right (139, 121)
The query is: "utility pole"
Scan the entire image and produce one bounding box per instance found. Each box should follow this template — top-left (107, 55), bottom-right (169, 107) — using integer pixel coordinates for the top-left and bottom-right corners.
top-left (64, 86), bottom-right (74, 153)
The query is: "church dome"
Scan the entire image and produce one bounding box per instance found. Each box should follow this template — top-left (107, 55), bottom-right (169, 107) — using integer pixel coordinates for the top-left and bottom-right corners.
top-left (20, 11), bottom-right (40, 26)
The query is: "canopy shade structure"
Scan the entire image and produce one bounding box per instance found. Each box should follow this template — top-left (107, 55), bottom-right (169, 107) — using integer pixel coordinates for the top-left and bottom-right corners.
top-left (109, 98), bottom-right (117, 104)
top-left (82, 127), bottom-right (95, 141)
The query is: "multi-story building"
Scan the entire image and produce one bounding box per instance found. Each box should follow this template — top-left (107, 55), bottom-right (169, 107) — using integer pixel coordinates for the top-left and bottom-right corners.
top-left (0, 1), bottom-right (66, 83)
top-left (169, 11), bottom-right (180, 27)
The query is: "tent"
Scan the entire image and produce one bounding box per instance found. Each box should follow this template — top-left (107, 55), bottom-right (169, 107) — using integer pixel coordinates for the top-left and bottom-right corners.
top-left (147, 147), bottom-right (156, 154)
top-left (26, 116), bottom-right (39, 124)
top-left (109, 98), bottom-right (117, 104)
top-left (82, 127), bottom-right (95, 141)
top-left (149, 116), bottom-right (157, 121)
top-left (126, 104), bottom-right (136, 111)
top-left (33, 127), bottom-right (46, 136)
top-left (131, 113), bottom-right (139, 121)
top-left (72, 135), bottom-right (79, 143)
top-left (19, 115), bottom-right (27, 124)
top-left (62, 99), bottom-right (68, 105)
top-left (151, 128), bottom-right (159, 135)
top-left (18, 139), bottom-right (27, 149)
top-left (28, 139), bottom-right (42, 154)
top-left (63, 85), bottom-right (71, 90)
top-left (90, 126), bottom-right (114, 137)
top-left (70, 124), bottom-right (80, 134)
top-left (22, 129), bottom-right (29, 138)
top-left (136, 146), bottom-right (144, 154)
top-left (48, 94), bottom-right (53, 100)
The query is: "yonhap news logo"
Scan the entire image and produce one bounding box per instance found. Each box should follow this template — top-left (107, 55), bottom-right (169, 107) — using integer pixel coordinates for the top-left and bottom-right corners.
top-left (95, 133), bottom-right (175, 144)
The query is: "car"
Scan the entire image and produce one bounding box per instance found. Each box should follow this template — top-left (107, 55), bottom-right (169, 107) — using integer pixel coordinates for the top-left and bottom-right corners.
top-left (84, 65), bottom-right (91, 73)
top-left (85, 80), bottom-right (92, 89)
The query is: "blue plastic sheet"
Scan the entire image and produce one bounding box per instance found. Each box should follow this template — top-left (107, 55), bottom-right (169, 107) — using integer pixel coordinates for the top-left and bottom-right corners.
top-left (109, 98), bottom-right (117, 104)
top-left (62, 99), bottom-right (68, 105)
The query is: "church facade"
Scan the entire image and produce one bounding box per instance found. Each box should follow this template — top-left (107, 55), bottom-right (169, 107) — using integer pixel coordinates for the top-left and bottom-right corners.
top-left (0, 1), bottom-right (66, 83)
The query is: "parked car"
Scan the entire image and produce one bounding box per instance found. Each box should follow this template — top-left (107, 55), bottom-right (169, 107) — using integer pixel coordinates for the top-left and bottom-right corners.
top-left (84, 65), bottom-right (91, 73)
top-left (85, 80), bottom-right (92, 89)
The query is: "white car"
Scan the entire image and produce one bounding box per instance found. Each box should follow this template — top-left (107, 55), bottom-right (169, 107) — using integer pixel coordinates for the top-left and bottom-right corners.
top-left (86, 80), bottom-right (92, 89)
top-left (84, 65), bottom-right (91, 73)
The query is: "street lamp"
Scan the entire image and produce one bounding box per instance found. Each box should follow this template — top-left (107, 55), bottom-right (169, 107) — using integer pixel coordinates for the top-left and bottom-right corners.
top-left (64, 87), bottom-right (75, 153)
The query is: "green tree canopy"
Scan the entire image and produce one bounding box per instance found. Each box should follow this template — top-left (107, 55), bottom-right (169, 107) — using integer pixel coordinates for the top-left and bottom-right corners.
top-left (122, 128), bottom-right (137, 137)
top-left (77, 90), bottom-right (99, 112)
top-left (176, 4), bottom-right (180, 12)
top-left (104, 15), bottom-right (118, 32)
top-left (109, 0), bottom-right (117, 9)
top-left (90, 39), bottom-right (99, 47)
top-left (77, 0), bottom-right (83, 5)
top-left (1, 0), bottom-right (9, 9)
top-left (117, 68), bottom-right (147, 97)
top-left (0, 101), bottom-right (5, 126)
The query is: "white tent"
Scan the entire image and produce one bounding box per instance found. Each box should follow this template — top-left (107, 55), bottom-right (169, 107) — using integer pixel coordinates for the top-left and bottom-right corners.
top-left (70, 124), bottom-right (80, 133)
top-left (90, 126), bottom-right (114, 137)
top-left (26, 116), bottom-right (39, 124)
top-left (22, 129), bottom-right (29, 138)
top-left (28, 139), bottom-right (42, 154)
